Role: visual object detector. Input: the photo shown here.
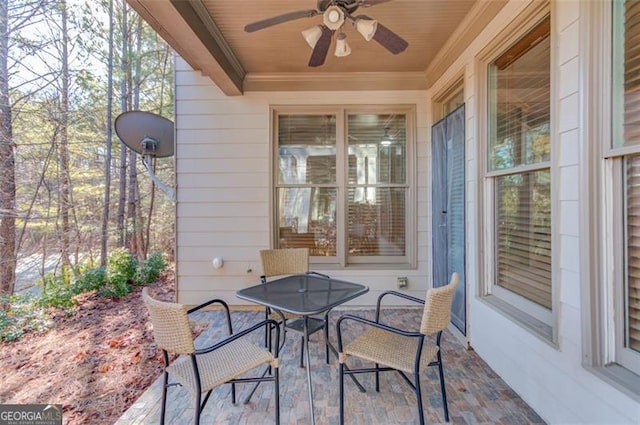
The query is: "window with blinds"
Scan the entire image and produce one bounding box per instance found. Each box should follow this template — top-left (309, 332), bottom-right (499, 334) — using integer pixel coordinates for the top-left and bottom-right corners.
top-left (625, 157), bottom-right (640, 354)
top-left (274, 109), bottom-right (410, 265)
top-left (617, 0), bottom-right (640, 361)
top-left (487, 16), bottom-right (552, 311)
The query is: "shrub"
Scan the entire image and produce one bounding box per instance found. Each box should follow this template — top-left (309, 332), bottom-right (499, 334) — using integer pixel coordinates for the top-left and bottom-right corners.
top-left (73, 265), bottom-right (107, 293)
top-left (100, 249), bottom-right (137, 298)
top-left (108, 248), bottom-right (138, 283)
top-left (134, 251), bottom-right (168, 285)
top-left (39, 272), bottom-right (76, 309)
top-left (0, 293), bottom-right (53, 342)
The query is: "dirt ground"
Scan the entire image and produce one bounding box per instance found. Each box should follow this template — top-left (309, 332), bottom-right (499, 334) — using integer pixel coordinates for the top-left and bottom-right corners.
top-left (0, 270), bottom-right (176, 425)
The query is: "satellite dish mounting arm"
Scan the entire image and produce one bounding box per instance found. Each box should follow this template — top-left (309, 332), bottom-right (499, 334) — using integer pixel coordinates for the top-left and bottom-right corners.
top-left (141, 138), bottom-right (175, 202)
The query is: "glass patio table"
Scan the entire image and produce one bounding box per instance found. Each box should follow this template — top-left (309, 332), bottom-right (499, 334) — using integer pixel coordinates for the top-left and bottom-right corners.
top-left (236, 273), bottom-right (368, 425)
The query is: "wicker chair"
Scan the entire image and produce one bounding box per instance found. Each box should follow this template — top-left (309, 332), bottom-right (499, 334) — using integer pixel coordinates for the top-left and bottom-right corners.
top-left (336, 272), bottom-right (459, 425)
top-left (260, 248), bottom-right (330, 367)
top-left (141, 288), bottom-right (281, 425)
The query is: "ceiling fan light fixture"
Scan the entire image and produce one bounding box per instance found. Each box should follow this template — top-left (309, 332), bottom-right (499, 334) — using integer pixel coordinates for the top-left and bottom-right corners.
top-left (355, 18), bottom-right (378, 41)
top-left (334, 32), bottom-right (351, 57)
top-left (323, 5), bottom-right (345, 30)
top-left (302, 25), bottom-right (324, 48)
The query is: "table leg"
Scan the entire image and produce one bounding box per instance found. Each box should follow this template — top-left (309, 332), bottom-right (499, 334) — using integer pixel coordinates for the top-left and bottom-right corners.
top-left (304, 317), bottom-right (316, 425)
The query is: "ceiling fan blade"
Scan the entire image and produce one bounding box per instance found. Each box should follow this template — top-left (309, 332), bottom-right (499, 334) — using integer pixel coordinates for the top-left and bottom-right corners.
top-left (373, 22), bottom-right (408, 54)
top-left (354, 14), bottom-right (408, 54)
top-left (308, 26), bottom-right (333, 67)
top-left (245, 9), bottom-right (319, 33)
top-left (359, 0), bottom-right (394, 6)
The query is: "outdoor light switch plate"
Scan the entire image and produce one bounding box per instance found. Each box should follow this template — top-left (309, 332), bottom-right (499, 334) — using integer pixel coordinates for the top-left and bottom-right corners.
top-left (397, 277), bottom-right (408, 289)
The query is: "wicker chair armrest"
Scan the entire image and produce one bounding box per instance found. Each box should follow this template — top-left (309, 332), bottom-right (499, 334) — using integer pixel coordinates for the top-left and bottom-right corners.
top-left (377, 290), bottom-right (424, 308)
top-left (375, 290), bottom-right (424, 322)
top-left (335, 313), bottom-right (421, 352)
top-left (195, 319), bottom-right (281, 357)
top-left (188, 298), bottom-right (230, 314)
top-left (188, 298), bottom-right (232, 335)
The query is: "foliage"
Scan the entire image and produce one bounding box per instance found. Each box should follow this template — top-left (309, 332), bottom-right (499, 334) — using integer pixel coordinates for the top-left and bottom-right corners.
top-left (134, 251), bottom-right (167, 286)
top-left (39, 271), bottom-right (77, 309)
top-left (74, 264), bottom-right (107, 293)
top-left (0, 293), bottom-right (53, 342)
top-left (2, 249), bottom-right (169, 342)
top-left (7, 0), bottom-right (175, 290)
top-left (100, 248), bottom-right (138, 297)
top-left (101, 249), bottom-right (168, 296)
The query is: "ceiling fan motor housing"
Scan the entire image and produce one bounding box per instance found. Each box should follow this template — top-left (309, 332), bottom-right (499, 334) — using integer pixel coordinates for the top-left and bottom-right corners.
top-left (323, 5), bottom-right (345, 30)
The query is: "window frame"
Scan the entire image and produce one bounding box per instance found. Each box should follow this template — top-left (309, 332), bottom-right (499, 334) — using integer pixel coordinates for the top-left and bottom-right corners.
top-left (581, 0), bottom-right (640, 398)
top-left (476, 1), bottom-right (557, 343)
top-left (270, 105), bottom-right (416, 269)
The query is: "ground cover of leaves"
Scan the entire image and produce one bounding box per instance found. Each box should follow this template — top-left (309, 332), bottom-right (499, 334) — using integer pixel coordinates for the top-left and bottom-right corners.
top-left (0, 271), bottom-right (175, 424)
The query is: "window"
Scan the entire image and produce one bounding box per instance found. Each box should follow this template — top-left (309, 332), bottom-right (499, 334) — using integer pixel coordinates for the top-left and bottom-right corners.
top-left (273, 107), bottom-right (413, 266)
top-left (483, 15), bottom-right (553, 332)
top-left (609, 0), bottom-right (640, 376)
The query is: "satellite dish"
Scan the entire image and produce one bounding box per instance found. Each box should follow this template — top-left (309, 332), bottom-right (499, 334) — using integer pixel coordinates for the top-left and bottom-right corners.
top-left (114, 111), bottom-right (176, 201)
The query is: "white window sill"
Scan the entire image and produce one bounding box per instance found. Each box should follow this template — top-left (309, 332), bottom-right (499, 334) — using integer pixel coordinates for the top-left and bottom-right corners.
top-left (585, 364), bottom-right (640, 403)
top-left (481, 294), bottom-right (555, 346)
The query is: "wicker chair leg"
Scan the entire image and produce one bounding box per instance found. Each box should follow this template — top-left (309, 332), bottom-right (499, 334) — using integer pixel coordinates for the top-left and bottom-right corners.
top-left (414, 372), bottom-right (425, 425)
top-left (264, 309), bottom-right (270, 348)
top-left (160, 370), bottom-right (168, 425)
top-left (375, 364), bottom-right (380, 392)
top-left (299, 335), bottom-right (305, 368)
top-left (437, 353), bottom-right (450, 422)
top-left (231, 382), bottom-right (236, 404)
top-left (324, 316), bottom-right (330, 364)
top-left (274, 367), bottom-right (280, 425)
top-left (339, 363), bottom-right (345, 425)
top-left (194, 392), bottom-right (201, 425)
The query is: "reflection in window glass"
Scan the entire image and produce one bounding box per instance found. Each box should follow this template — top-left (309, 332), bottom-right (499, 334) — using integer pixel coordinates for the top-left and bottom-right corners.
top-left (348, 114), bottom-right (406, 256)
top-left (277, 115), bottom-right (336, 185)
top-left (495, 170), bottom-right (551, 308)
top-left (275, 111), bottom-right (409, 262)
top-left (277, 187), bottom-right (336, 256)
top-left (488, 17), bottom-right (551, 171)
top-left (487, 16), bottom-right (552, 313)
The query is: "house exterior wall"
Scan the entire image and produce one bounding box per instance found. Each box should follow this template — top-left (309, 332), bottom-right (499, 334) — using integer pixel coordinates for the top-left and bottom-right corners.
top-left (173, 0), bottom-right (639, 423)
top-left (174, 76), bottom-right (433, 307)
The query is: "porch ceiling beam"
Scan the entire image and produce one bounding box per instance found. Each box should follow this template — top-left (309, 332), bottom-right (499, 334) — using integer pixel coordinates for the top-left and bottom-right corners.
top-left (127, 0), bottom-right (244, 96)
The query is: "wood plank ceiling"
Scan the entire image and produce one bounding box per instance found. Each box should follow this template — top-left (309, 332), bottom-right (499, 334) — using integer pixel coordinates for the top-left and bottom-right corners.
top-left (127, 0), bottom-right (508, 95)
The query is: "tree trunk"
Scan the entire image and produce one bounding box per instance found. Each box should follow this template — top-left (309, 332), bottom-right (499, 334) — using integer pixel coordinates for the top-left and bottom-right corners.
top-left (59, 0), bottom-right (71, 269)
top-left (101, 0), bottom-right (114, 267)
top-left (132, 16), bottom-right (145, 259)
top-left (116, 0), bottom-right (129, 247)
top-left (0, 0), bottom-right (16, 296)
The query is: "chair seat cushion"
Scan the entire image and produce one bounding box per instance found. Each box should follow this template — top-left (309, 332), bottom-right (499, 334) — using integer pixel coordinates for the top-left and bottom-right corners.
top-left (167, 339), bottom-right (275, 396)
top-left (341, 327), bottom-right (439, 374)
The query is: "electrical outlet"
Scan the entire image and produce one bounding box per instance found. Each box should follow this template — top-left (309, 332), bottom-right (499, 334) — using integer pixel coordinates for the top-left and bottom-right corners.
top-left (397, 276), bottom-right (408, 289)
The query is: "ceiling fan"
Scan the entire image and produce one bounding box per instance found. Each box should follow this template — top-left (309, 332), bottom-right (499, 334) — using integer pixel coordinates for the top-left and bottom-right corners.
top-left (244, 0), bottom-right (408, 67)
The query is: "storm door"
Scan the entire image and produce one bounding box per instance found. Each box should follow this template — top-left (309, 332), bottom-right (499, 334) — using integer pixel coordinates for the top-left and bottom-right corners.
top-left (431, 104), bottom-right (466, 334)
